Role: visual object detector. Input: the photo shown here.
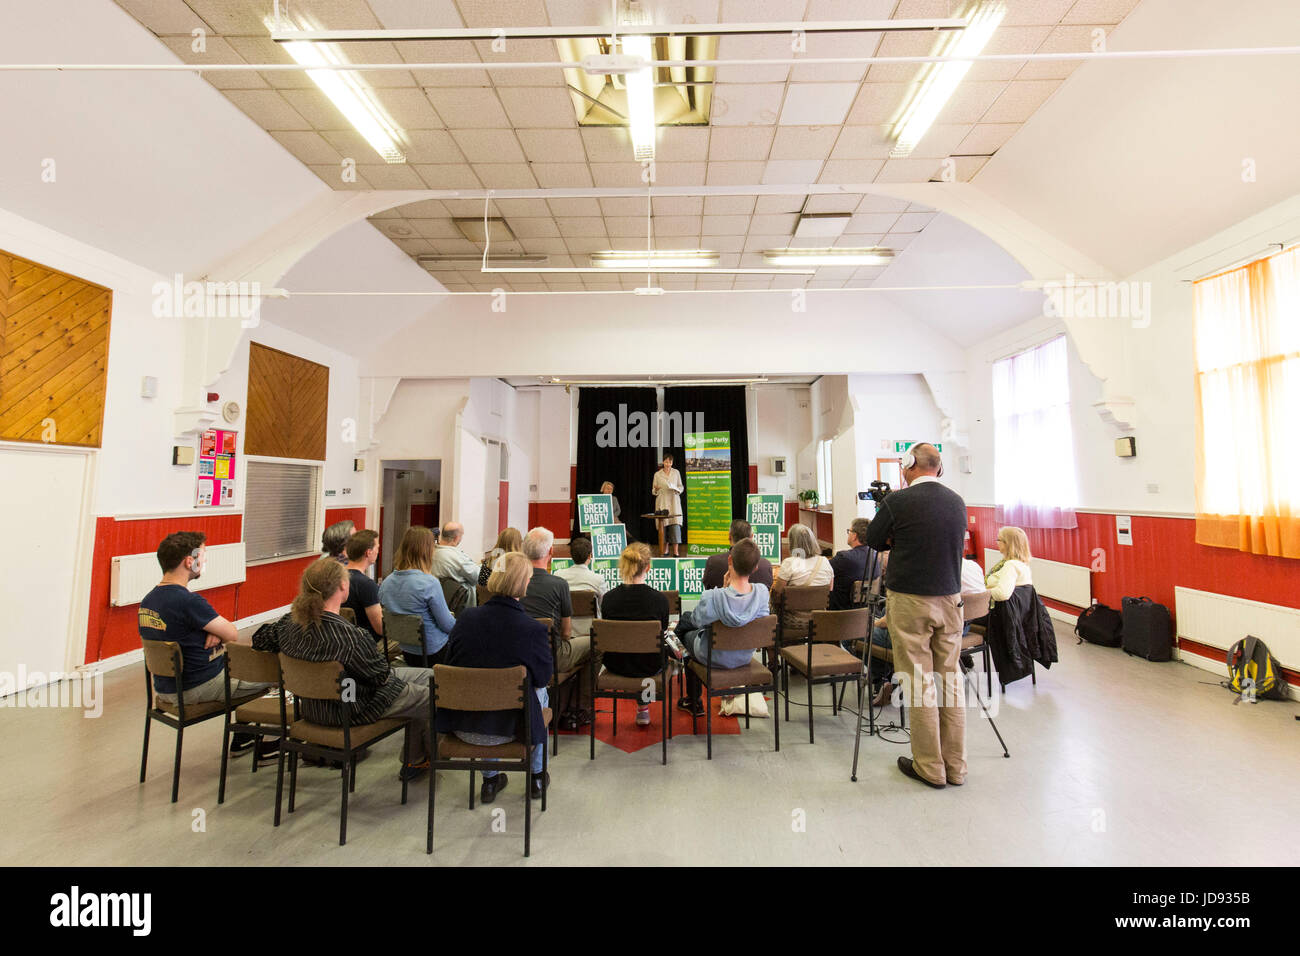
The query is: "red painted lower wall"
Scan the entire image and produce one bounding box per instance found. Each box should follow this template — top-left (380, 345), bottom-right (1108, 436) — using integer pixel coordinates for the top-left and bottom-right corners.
top-left (528, 501), bottom-right (571, 540)
top-left (85, 505), bottom-right (368, 664)
top-left (784, 501), bottom-right (799, 534)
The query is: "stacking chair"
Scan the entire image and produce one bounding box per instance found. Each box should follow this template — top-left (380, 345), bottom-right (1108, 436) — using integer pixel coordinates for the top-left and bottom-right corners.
top-left (774, 585), bottom-right (830, 647)
top-left (217, 644), bottom-right (285, 805)
top-left (587, 619), bottom-right (671, 765)
top-left (535, 616), bottom-right (582, 754)
top-left (140, 640), bottom-right (262, 803)
top-left (427, 664), bottom-right (550, 857)
top-left (961, 590), bottom-right (994, 695)
top-left (779, 608), bottom-right (870, 744)
top-left (383, 610), bottom-right (425, 666)
top-left (571, 588), bottom-right (598, 637)
top-left (686, 614), bottom-right (780, 759)
top-left (476, 584), bottom-right (492, 607)
top-left (340, 607), bottom-right (357, 625)
top-left (662, 590), bottom-right (682, 616)
top-left (274, 653), bottom-right (413, 846)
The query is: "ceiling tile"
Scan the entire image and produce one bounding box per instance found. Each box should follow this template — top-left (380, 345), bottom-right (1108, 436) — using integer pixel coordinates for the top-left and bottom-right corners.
top-left (650, 162), bottom-right (708, 186)
top-left (443, 199), bottom-right (492, 215)
top-left (867, 30), bottom-right (940, 84)
top-left (548, 198), bottom-right (603, 216)
top-left (404, 218), bottom-right (462, 239)
top-left (589, 163), bottom-right (646, 187)
top-left (874, 157), bottom-right (942, 182)
top-left (494, 198), bottom-right (553, 216)
top-left (779, 83), bottom-right (859, 126)
top-left (599, 197), bottom-right (649, 216)
top-left (413, 164), bottom-right (484, 187)
top-left (556, 216), bottom-right (606, 237)
top-left (117, 0), bottom-right (212, 33)
top-left (185, 0), bottom-right (269, 33)
top-left (605, 217), bottom-right (649, 236)
top-left (966, 25), bottom-right (1054, 83)
top-left (791, 33), bottom-right (876, 84)
top-left (856, 194), bottom-right (909, 213)
top-left (845, 212), bottom-right (900, 233)
top-left (750, 213), bottom-right (798, 235)
top-left (400, 40), bottom-right (491, 87)
top-left (979, 79), bottom-right (1060, 123)
top-left (658, 127), bottom-right (711, 162)
top-left (225, 37), bottom-right (315, 91)
top-left (1017, 24), bottom-right (1092, 80)
top-left (653, 216), bottom-right (703, 237)
top-left (1000, 0), bottom-right (1075, 27)
top-left (474, 163), bottom-right (539, 187)
top-left (1062, 0), bottom-right (1141, 25)
top-left (803, 194), bottom-right (861, 214)
top-left (754, 194), bottom-right (803, 214)
top-left (223, 90), bottom-right (311, 130)
top-left (473, 38), bottom-right (564, 86)
top-left (309, 164), bottom-right (371, 189)
top-left (451, 128), bottom-right (526, 162)
top-left (710, 84), bottom-right (785, 126)
top-left (497, 87), bottom-right (579, 128)
top-left (394, 199), bottom-right (453, 217)
top-left (893, 211), bottom-right (937, 232)
top-left (532, 163), bottom-right (595, 186)
top-left (511, 218), bottom-right (562, 238)
top-left (652, 196), bottom-right (705, 216)
top-left (935, 80), bottom-right (1009, 124)
top-left (719, 0), bottom-right (808, 20)
top-left (706, 161), bottom-right (766, 185)
top-left (708, 126), bottom-right (776, 162)
top-left (951, 155), bottom-right (990, 181)
top-left (763, 159), bottom-right (823, 183)
top-left (703, 195), bottom-right (756, 215)
top-left (564, 237), bottom-right (609, 254)
top-left (908, 123), bottom-right (975, 159)
top-left (580, 127), bottom-right (635, 163)
top-left (714, 34), bottom-right (793, 85)
top-left (403, 129), bottom-right (466, 163)
top-left (279, 88), bottom-right (347, 129)
top-left (701, 214), bottom-right (751, 235)
top-left (518, 128), bottom-right (587, 163)
top-left (456, 0), bottom-right (549, 27)
top-left (269, 130), bottom-right (343, 164)
top-left (818, 159), bottom-right (884, 183)
top-left (374, 88), bottom-right (445, 129)
top-left (344, 42), bottom-right (418, 89)
top-left (770, 125), bottom-right (839, 160)
top-left (698, 235), bottom-right (746, 253)
top-left (955, 123), bottom-right (1020, 155)
top-left (845, 82), bottom-right (909, 126)
top-left (357, 164), bottom-right (426, 188)
top-left (830, 124), bottom-right (893, 159)
top-left (425, 87), bottom-right (509, 127)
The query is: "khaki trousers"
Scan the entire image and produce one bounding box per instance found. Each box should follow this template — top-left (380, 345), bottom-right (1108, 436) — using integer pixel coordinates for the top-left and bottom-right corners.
top-left (886, 591), bottom-right (966, 786)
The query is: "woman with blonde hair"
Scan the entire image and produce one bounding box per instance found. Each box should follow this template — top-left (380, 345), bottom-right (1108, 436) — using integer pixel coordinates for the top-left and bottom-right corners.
top-left (479, 526), bottom-right (523, 586)
top-left (438, 552), bottom-right (554, 803)
top-left (771, 523), bottom-right (833, 634)
top-left (277, 557), bottom-right (435, 782)
top-left (599, 542), bottom-right (671, 727)
top-left (379, 526), bottom-right (456, 666)
top-left (985, 526), bottom-right (1033, 603)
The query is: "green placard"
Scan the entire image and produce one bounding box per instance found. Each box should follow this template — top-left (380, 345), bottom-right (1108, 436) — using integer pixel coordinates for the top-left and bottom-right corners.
top-left (675, 557), bottom-right (708, 599)
top-left (746, 493), bottom-right (783, 528)
top-left (684, 431), bottom-right (732, 556)
top-left (576, 493), bottom-right (615, 533)
top-left (752, 523), bottom-right (782, 563)
top-left (549, 557), bottom-right (574, 573)
top-left (590, 523), bottom-right (626, 560)
top-left (646, 558), bottom-right (676, 592)
top-left (591, 558), bottom-right (622, 593)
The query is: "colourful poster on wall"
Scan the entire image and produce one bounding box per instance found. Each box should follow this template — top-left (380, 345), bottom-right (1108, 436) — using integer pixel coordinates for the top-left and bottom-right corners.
top-left (684, 431), bottom-right (732, 555)
top-left (646, 558), bottom-right (676, 592)
top-left (196, 428), bottom-right (237, 508)
top-left (590, 523), bottom-right (627, 560)
top-left (576, 493), bottom-right (615, 533)
top-left (675, 557), bottom-right (708, 599)
top-left (592, 558), bottom-right (621, 593)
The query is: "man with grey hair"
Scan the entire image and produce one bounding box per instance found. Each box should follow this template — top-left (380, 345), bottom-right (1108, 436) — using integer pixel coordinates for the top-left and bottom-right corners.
top-left (520, 527), bottom-right (592, 728)
top-left (321, 519), bottom-right (355, 564)
top-left (431, 521), bottom-right (481, 605)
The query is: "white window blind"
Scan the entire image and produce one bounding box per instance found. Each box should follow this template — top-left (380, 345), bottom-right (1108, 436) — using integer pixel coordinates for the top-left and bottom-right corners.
top-left (244, 461), bottom-right (321, 561)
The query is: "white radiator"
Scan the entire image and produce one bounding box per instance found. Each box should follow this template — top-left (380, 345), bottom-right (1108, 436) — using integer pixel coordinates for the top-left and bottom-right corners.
top-left (1175, 586), bottom-right (1300, 670)
top-left (110, 542), bottom-right (246, 606)
top-left (984, 549), bottom-right (1091, 608)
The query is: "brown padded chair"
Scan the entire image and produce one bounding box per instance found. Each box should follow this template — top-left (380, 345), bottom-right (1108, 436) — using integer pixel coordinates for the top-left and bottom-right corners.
top-left (570, 589), bottom-right (598, 619)
top-left (382, 609), bottom-right (425, 666)
top-left (962, 589), bottom-right (994, 695)
top-left (774, 584), bottom-right (830, 648)
top-left (428, 664), bottom-right (551, 858)
top-left (535, 616), bottom-right (582, 756)
top-left (662, 590), bottom-right (682, 616)
top-left (587, 619), bottom-right (670, 765)
top-left (779, 608), bottom-right (870, 744)
top-left (217, 643), bottom-right (285, 805)
top-left (275, 653), bottom-right (414, 846)
top-left (686, 614), bottom-right (780, 759)
top-left (476, 584), bottom-right (491, 607)
top-left (140, 639), bottom-right (263, 804)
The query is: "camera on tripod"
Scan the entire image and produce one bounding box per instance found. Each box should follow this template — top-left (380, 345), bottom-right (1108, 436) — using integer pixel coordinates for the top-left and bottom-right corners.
top-left (865, 480), bottom-right (891, 503)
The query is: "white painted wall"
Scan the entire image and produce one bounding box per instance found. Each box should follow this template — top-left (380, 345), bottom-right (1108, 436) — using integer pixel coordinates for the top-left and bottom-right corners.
top-left (753, 385), bottom-right (810, 498)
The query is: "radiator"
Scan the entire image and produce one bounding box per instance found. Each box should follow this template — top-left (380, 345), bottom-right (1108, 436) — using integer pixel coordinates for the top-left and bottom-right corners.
top-left (984, 549), bottom-right (1091, 608)
top-left (110, 542), bottom-right (246, 606)
top-left (1175, 586), bottom-right (1300, 669)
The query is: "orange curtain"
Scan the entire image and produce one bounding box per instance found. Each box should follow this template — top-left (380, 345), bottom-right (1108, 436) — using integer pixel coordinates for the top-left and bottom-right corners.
top-left (1193, 245), bottom-right (1300, 558)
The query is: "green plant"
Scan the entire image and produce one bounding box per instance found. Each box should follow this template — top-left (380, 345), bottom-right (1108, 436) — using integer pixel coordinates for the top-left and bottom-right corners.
top-left (798, 489), bottom-right (819, 507)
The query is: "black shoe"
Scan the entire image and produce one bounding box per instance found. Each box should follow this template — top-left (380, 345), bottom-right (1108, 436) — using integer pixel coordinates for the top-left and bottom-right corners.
top-left (960, 653), bottom-right (975, 670)
top-left (897, 756), bottom-right (946, 789)
top-left (530, 771), bottom-right (549, 800)
top-left (574, 708), bottom-right (595, 727)
top-left (398, 760), bottom-right (429, 782)
top-left (228, 732), bottom-right (257, 757)
top-left (558, 711), bottom-right (580, 732)
top-left (253, 739), bottom-right (281, 765)
top-left (676, 697), bottom-right (704, 717)
top-left (480, 773), bottom-right (508, 804)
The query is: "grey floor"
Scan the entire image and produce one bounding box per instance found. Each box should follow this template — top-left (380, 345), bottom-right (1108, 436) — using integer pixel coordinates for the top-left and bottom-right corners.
top-left (3, 621), bottom-right (1297, 866)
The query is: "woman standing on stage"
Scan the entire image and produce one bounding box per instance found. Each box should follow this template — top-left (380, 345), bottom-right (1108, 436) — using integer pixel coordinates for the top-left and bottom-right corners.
top-left (651, 453), bottom-right (684, 557)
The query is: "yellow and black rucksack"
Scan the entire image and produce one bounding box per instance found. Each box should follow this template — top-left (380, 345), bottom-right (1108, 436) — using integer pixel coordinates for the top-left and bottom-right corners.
top-left (1226, 635), bottom-right (1288, 702)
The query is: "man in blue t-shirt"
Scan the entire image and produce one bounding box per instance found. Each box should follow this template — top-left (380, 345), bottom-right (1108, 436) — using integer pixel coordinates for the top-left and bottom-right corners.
top-left (138, 532), bottom-right (272, 711)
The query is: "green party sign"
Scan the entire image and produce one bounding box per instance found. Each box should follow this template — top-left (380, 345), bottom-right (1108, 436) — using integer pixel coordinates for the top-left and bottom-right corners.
top-left (577, 493), bottom-right (615, 533)
top-left (752, 524), bottom-right (782, 563)
top-left (676, 557), bottom-right (708, 599)
top-left (590, 523), bottom-right (626, 560)
top-left (550, 557), bottom-right (574, 573)
top-left (646, 558), bottom-right (676, 592)
top-left (746, 494), bottom-right (783, 528)
top-left (684, 430), bottom-right (732, 556)
top-left (591, 558), bottom-right (622, 592)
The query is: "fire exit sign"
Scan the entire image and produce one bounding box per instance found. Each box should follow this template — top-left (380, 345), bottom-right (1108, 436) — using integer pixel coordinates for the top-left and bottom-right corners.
top-left (886, 441), bottom-right (942, 453)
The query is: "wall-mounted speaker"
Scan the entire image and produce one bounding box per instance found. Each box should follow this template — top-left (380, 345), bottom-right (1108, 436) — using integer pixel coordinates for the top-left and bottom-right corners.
top-left (1115, 437), bottom-right (1137, 458)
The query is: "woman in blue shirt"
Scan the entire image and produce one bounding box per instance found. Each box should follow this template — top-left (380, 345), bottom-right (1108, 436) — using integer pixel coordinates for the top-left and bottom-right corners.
top-left (379, 526), bottom-right (456, 666)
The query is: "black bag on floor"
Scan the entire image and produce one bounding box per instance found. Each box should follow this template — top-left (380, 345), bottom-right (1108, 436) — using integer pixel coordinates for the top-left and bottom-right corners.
top-left (1075, 603), bottom-right (1123, 647)
top-left (1121, 596), bottom-right (1173, 662)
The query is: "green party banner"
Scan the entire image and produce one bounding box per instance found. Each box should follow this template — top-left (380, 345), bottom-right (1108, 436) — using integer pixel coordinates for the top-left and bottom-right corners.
top-left (676, 557), bottom-right (708, 599)
top-left (590, 523), bottom-right (626, 560)
top-left (752, 524), bottom-right (782, 563)
top-left (592, 558), bottom-right (621, 593)
top-left (684, 430), bottom-right (732, 556)
top-left (550, 557), bottom-right (574, 573)
top-left (746, 494), bottom-right (783, 528)
top-left (646, 558), bottom-right (676, 592)
top-left (576, 493), bottom-right (615, 533)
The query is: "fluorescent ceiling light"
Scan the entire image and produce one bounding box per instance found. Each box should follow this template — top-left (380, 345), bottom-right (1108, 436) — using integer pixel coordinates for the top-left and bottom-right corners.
top-left (591, 249), bottom-right (719, 269)
top-left (268, 17), bottom-right (406, 164)
top-left (762, 248), bottom-right (895, 266)
top-left (890, 0), bottom-right (1006, 158)
top-left (418, 254), bottom-right (548, 264)
top-left (619, 3), bottom-right (656, 162)
top-left (793, 213), bottom-right (852, 239)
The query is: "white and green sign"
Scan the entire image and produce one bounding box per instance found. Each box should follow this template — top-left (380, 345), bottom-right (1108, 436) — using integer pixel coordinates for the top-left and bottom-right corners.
top-left (752, 524), bottom-right (782, 563)
top-left (676, 557), bottom-right (708, 599)
top-left (646, 558), bottom-right (676, 592)
top-left (590, 523), bottom-right (626, 560)
top-left (577, 493), bottom-right (615, 533)
top-left (746, 494), bottom-right (783, 528)
top-left (549, 557), bottom-right (574, 573)
top-left (591, 557), bottom-right (621, 592)
top-left (684, 431), bottom-right (732, 555)
top-left (890, 441), bottom-right (942, 453)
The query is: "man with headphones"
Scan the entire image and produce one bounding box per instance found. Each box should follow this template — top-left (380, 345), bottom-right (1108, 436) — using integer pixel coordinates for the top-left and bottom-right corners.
top-left (865, 442), bottom-right (969, 789)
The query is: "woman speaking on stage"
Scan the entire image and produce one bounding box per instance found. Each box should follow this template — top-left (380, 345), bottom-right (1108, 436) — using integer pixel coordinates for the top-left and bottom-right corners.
top-left (651, 453), bottom-right (684, 557)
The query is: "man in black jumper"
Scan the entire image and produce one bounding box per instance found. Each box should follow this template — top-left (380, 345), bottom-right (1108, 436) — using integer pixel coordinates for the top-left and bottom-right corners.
top-left (865, 443), bottom-right (968, 789)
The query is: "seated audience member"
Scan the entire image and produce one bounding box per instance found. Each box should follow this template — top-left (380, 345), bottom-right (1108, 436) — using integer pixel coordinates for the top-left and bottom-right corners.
top-left (600, 481), bottom-right (624, 525)
top-left (278, 557), bottom-right (433, 782)
top-left (479, 527), bottom-right (522, 586)
top-left (599, 542), bottom-right (671, 727)
top-left (828, 517), bottom-right (881, 611)
top-left (321, 519), bottom-right (355, 563)
top-left (961, 556), bottom-right (985, 595)
top-left (985, 526), bottom-right (1033, 603)
top-left (702, 518), bottom-right (774, 591)
top-left (139, 532), bottom-right (275, 758)
top-left (438, 553), bottom-right (553, 802)
top-left (379, 526), bottom-right (457, 667)
top-left (675, 538), bottom-right (770, 717)
top-left (554, 536), bottom-right (606, 637)
top-left (771, 523), bottom-right (833, 634)
top-left (431, 522), bottom-right (481, 605)
top-left (343, 529), bottom-right (383, 642)
top-left (521, 527), bottom-right (592, 729)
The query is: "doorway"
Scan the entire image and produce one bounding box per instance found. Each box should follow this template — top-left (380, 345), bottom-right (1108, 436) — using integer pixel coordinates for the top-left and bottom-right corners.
top-left (379, 459), bottom-right (441, 577)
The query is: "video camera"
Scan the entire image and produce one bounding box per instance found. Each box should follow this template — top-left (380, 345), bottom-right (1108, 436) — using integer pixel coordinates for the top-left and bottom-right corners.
top-left (859, 480), bottom-right (891, 504)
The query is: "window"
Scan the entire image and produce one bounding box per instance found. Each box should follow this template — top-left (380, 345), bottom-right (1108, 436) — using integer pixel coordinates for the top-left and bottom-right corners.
top-left (992, 335), bottom-right (1078, 529)
top-left (816, 438), bottom-right (833, 508)
top-left (244, 460), bottom-right (321, 561)
top-left (1194, 245), bottom-right (1300, 558)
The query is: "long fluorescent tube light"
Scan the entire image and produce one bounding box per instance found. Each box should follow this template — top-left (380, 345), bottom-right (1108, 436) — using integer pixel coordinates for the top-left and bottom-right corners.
top-left (890, 0), bottom-right (1005, 157)
top-left (762, 248), bottom-right (895, 266)
top-left (591, 250), bottom-right (720, 269)
top-left (621, 34), bottom-right (656, 160)
top-left (267, 17), bottom-right (406, 164)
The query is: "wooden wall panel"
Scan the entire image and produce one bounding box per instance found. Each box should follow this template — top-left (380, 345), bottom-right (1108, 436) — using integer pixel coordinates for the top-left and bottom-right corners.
top-left (0, 249), bottom-right (112, 447)
top-left (245, 342), bottom-right (328, 461)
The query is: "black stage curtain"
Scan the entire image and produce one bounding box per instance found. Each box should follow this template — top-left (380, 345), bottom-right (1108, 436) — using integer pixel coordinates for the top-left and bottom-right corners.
top-left (574, 386), bottom-right (658, 542)
top-left (663, 385), bottom-right (751, 544)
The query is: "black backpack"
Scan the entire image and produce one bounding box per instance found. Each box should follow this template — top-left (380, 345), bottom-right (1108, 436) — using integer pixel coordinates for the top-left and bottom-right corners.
top-left (1075, 603), bottom-right (1123, 647)
top-left (1120, 596), bottom-right (1173, 662)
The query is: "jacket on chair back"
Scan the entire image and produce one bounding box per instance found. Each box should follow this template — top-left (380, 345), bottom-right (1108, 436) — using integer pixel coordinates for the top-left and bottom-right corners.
top-left (986, 584), bottom-right (1058, 686)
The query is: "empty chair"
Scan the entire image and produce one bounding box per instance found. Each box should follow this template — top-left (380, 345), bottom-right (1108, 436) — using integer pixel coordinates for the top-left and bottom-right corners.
top-left (778, 608), bottom-right (869, 744)
top-left (382, 610), bottom-right (425, 667)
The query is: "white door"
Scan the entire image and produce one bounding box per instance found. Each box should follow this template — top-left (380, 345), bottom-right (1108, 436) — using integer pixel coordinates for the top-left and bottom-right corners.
top-left (0, 447), bottom-right (91, 686)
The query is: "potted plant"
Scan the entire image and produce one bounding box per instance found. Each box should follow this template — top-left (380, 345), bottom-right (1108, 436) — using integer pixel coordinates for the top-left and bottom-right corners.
top-left (798, 489), bottom-right (819, 510)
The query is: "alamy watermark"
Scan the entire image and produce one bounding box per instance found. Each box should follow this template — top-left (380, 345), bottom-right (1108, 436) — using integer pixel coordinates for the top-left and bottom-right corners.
top-left (152, 274), bottom-right (262, 327)
top-left (0, 667), bottom-right (103, 717)
top-left (1042, 274), bottom-right (1153, 328)
top-left (594, 404), bottom-right (703, 448)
